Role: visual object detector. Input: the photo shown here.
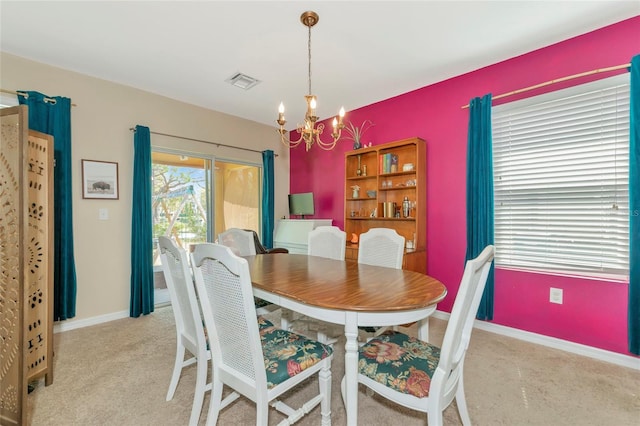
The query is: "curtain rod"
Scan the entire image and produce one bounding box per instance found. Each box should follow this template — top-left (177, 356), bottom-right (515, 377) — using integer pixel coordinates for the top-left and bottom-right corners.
top-left (0, 88), bottom-right (78, 106)
top-left (461, 63), bottom-right (631, 109)
top-left (129, 128), bottom-right (278, 157)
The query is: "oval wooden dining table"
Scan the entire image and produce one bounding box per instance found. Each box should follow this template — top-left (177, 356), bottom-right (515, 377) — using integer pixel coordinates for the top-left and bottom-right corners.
top-left (244, 254), bottom-right (447, 426)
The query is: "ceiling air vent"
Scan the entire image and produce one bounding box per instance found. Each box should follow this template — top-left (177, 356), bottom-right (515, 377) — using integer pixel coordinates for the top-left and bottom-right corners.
top-left (225, 72), bottom-right (261, 90)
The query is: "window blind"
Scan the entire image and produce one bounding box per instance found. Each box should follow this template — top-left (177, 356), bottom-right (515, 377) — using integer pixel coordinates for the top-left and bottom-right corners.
top-left (492, 74), bottom-right (630, 279)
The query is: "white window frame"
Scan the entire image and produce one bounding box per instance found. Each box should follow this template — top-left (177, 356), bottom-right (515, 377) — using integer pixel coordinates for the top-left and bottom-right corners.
top-left (492, 73), bottom-right (630, 282)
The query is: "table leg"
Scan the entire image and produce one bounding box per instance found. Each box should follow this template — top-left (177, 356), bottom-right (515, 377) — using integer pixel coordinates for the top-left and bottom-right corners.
top-left (344, 312), bottom-right (359, 426)
top-left (280, 308), bottom-right (293, 330)
top-left (417, 317), bottom-right (429, 342)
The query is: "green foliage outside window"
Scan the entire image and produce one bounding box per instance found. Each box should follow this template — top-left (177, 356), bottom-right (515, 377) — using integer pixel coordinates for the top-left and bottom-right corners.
top-left (152, 163), bottom-right (208, 255)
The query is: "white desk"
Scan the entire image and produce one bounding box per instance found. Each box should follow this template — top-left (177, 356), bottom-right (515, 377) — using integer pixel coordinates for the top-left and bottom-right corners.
top-left (245, 254), bottom-right (447, 425)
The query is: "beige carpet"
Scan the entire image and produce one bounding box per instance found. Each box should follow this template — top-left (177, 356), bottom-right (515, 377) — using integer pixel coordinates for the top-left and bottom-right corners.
top-left (26, 306), bottom-right (640, 425)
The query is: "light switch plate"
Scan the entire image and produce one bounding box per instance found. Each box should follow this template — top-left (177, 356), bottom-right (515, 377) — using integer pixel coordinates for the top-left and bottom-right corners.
top-left (550, 287), bottom-right (563, 304)
top-left (99, 208), bottom-right (109, 220)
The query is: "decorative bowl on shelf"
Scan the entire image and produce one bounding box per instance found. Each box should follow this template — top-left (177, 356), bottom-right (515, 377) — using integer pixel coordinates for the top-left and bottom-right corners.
top-left (402, 163), bottom-right (414, 172)
top-left (366, 190), bottom-right (377, 198)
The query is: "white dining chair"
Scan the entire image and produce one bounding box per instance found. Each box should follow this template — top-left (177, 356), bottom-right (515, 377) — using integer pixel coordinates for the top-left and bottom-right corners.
top-left (308, 225), bottom-right (347, 260)
top-left (346, 245), bottom-right (495, 426)
top-left (190, 243), bottom-right (334, 426)
top-left (358, 227), bottom-right (405, 269)
top-left (217, 228), bottom-right (256, 256)
top-left (157, 236), bottom-right (210, 426)
top-left (357, 228), bottom-right (405, 338)
top-left (218, 228), bottom-right (278, 316)
top-left (289, 225), bottom-right (348, 343)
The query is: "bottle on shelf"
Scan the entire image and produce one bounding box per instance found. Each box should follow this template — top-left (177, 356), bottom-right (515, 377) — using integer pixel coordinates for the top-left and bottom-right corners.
top-left (402, 196), bottom-right (410, 218)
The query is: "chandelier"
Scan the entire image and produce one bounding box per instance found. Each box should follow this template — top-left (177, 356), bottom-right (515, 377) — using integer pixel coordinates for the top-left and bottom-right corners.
top-left (277, 11), bottom-right (345, 151)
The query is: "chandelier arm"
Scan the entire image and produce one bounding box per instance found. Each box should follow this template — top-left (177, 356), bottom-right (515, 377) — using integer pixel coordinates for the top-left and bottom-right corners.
top-left (281, 137), bottom-right (304, 149)
top-left (313, 123), bottom-right (341, 150)
top-left (315, 141), bottom-right (336, 150)
top-left (281, 129), bottom-right (305, 148)
top-left (314, 135), bottom-right (337, 150)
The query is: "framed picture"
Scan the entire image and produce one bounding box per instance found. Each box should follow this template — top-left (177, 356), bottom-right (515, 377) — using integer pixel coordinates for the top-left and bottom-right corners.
top-left (82, 159), bottom-right (119, 199)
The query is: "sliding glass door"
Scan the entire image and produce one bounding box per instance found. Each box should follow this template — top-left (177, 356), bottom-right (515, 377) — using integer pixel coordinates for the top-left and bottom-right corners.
top-left (151, 151), bottom-right (212, 304)
top-left (213, 160), bottom-right (261, 239)
top-left (151, 149), bottom-right (261, 305)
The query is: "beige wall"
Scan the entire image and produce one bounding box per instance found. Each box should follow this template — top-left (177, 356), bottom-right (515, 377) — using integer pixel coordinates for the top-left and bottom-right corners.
top-left (1, 52), bottom-right (291, 325)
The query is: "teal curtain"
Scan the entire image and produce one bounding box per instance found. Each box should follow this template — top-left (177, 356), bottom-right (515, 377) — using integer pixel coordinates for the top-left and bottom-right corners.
top-left (629, 54), bottom-right (640, 355)
top-left (18, 91), bottom-right (77, 320)
top-left (465, 93), bottom-right (495, 321)
top-left (261, 150), bottom-right (275, 249)
top-left (130, 125), bottom-right (154, 317)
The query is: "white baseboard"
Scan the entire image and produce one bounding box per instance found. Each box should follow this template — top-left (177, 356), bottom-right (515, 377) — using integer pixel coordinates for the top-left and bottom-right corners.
top-left (53, 310), bottom-right (130, 334)
top-left (432, 311), bottom-right (640, 371)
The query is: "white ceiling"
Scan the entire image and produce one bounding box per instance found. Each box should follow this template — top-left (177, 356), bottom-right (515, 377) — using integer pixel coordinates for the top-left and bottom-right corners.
top-left (1, 1), bottom-right (638, 128)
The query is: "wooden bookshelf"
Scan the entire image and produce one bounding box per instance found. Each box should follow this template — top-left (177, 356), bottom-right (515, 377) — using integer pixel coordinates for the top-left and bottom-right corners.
top-left (344, 137), bottom-right (427, 273)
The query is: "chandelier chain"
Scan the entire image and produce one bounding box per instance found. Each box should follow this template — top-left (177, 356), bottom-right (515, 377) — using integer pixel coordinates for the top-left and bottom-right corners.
top-left (308, 22), bottom-right (312, 95)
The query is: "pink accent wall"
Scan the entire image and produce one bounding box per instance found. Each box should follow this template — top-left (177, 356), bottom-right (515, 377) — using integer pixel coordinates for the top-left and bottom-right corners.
top-left (290, 17), bottom-right (640, 356)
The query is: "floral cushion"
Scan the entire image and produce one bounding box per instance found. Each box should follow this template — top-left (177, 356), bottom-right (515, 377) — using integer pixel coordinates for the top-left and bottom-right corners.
top-left (259, 324), bottom-right (333, 389)
top-left (358, 331), bottom-right (440, 398)
top-left (254, 297), bottom-right (273, 309)
top-left (256, 316), bottom-right (274, 328)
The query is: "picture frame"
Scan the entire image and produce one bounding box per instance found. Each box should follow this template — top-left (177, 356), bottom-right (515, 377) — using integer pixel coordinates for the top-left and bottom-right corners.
top-left (82, 159), bottom-right (119, 200)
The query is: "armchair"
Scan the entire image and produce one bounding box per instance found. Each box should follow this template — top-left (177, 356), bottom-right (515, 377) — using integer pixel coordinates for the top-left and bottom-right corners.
top-left (243, 229), bottom-right (289, 254)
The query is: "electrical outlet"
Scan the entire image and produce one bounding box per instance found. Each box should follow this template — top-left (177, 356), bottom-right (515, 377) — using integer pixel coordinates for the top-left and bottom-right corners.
top-left (550, 287), bottom-right (563, 304)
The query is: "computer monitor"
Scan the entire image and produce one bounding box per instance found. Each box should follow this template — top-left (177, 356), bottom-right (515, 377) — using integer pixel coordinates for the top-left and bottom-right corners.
top-left (288, 192), bottom-right (314, 219)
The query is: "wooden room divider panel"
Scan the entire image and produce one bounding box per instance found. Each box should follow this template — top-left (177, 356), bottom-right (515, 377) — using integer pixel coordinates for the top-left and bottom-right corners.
top-left (25, 129), bottom-right (54, 385)
top-left (0, 105), bottom-right (28, 426)
top-left (0, 105), bottom-right (54, 425)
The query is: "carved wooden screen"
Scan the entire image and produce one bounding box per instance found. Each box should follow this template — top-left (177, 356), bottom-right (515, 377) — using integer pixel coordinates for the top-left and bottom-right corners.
top-left (0, 105), bottom-right (27, 425)
top-left (0, 105), bottom-right (54, 425)
top-left (25, 129), bottom-right (54, 385)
